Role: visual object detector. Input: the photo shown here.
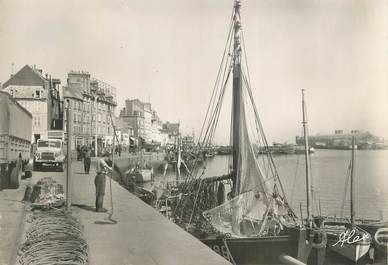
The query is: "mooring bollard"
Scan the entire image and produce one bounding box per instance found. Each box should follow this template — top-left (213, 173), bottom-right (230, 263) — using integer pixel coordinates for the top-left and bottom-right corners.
top-left (278, 254), bottom-right (306, 265)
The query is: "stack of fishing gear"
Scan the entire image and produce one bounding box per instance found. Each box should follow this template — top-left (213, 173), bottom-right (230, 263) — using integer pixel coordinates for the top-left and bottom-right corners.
top-left (18, 209), bottom-right (89, 265)
top-left (24, 177), bottom-right (65, 209)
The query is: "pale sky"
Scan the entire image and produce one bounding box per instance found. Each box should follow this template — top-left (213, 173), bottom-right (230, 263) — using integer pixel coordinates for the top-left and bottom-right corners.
top-left (0, 0), bottom-right (387, 144)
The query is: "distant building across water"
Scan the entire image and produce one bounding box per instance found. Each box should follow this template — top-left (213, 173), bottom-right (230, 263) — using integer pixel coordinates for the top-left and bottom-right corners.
top-left (296, 130), bottom-right (385, 150)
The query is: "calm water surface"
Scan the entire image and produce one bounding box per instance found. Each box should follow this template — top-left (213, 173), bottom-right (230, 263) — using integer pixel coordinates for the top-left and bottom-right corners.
top-left (197, 149), bottom-right (388, 220)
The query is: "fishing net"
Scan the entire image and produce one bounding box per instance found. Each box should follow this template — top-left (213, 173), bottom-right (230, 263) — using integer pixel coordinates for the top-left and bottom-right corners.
top-left (203, 189), bottom-right (299, 237)
top-left (18, 209), bottom-right (89, 265)
top-left (23, 177), bottom-right (65, 209)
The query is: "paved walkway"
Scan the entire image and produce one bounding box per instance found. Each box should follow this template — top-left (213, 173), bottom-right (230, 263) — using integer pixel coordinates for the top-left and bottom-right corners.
top-left (69, 160), bottom-right (230, 265)
top-left (0, 177), bottom-right (30, 265)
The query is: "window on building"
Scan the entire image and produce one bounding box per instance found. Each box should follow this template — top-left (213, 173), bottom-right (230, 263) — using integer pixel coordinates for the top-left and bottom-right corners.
top-left (35, 90), bottom-right (41, 99)
top-left (74, 113), bottom-right (77, 123)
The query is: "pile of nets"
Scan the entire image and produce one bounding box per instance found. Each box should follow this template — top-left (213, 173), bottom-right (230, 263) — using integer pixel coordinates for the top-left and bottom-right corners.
top-left (24, 177), bottom-right (65, 209)
top-left (18, 209), bottom-right (89, 265)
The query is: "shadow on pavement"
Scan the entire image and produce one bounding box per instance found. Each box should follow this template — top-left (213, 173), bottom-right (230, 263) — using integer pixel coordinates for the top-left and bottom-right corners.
top-left (72, 203), bottom-right (96, 212)
top-left (94, 218), bottom-right (118, 225)
top-left (73, 171), bottom-right (88, 175)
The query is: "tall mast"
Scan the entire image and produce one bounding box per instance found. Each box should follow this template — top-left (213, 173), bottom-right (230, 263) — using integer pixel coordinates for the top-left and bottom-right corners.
top-left (302, 89), bottom-right (312, 228)
top-left (231, 0), bottom-right (242, 196)
top-left (350, 135), bottom-right (356, 227)
top-left (176, 133), bottom-right (182, 180)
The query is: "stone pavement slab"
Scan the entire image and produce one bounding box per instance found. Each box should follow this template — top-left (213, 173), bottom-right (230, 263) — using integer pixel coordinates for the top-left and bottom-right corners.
top-left (0, 178), bottom-right (30, 265)
top-left (70, 160), bottom-right (231, 265)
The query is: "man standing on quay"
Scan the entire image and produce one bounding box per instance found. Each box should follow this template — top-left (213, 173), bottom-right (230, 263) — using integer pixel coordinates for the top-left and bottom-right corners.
top-left (84, 147), bottom-right (91, 174)
top-left (95, 152), bottom-right (112, 212)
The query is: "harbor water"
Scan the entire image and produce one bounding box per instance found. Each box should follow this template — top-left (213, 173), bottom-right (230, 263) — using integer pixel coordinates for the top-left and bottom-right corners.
top-left (196, 149), bottom-right (388, 221)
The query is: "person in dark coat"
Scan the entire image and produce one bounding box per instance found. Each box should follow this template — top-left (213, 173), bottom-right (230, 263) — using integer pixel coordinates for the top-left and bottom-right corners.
top-left (76, 145), bottom-right (81, 161)
top-left (94, 153), bottom-right (112, 212)
top-left (84, 147), bottom-right (92, 174)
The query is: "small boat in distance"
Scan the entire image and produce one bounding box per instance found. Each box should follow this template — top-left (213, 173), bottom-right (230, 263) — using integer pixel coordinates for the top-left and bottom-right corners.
top-left (256, 143), bottom-right (314, 155)
top-left (216, 146), bottom-right (232, 155)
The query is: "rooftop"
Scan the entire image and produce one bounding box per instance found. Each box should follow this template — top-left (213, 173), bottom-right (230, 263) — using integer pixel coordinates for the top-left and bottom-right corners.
top-left (3, 65), bottom-right (46, 88)
top-left (63, 86), bottom-right (83, 101)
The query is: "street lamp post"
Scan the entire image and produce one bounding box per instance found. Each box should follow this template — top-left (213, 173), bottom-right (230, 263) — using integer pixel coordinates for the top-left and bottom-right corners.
top-left (65, 101), bottom-right (73, 210)
top-left (94, 95), bottom-right (98, 157)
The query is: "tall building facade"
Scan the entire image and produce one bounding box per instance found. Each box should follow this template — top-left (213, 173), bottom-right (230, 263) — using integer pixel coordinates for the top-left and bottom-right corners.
top-left (118, 99), bottom-right (170, 146)
top-left (64, 71), bottom-right (117, 150)
top-left (2, 65), bottom-right (62, 142)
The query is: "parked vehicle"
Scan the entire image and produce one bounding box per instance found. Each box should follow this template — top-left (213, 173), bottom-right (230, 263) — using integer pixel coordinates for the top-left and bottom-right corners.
top-left (0, 91), bottom-right (32, 189)
top-left (33, 139), bottom-right (66, 171)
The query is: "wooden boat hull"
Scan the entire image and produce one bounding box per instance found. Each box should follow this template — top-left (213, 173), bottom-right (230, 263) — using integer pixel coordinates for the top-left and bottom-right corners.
top-left (372, 227), bottom-right (388, 255)
top-left (127, 168), bottom-right (154, 183)
top-left (201, 228), bottom-right (306, 265)
top-left (328, 240), bottom-right (370, 262)
top-left (327, 234), bottom-right (370, 262)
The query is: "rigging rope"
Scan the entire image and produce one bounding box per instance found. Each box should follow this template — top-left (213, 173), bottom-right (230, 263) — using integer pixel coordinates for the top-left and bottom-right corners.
top-left (198, 9), bottom-right (235, 144)
top-left (242, 72), bottom-right (291, 206)
top-left (222, 238), bottom-right (237, 265)
top-left (340, 159), bottom-right (352, 217)
top-left (107, 107), bottom-right (120, 224)
top-left (290, 152), bottom-right (301, 204)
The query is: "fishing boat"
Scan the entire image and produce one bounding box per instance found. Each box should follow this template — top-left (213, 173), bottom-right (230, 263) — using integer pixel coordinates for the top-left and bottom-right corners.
top-left (324, 136), bottom-right (371, 262)
top-left (294, 145), bottom-right (315, 155)
top-left (123, 133), bottom-right (156, 183)
top-left (125, 166), bottom-right (154, 183)
top-left (163, 134), bottom-right (193, 177)
top-left (373, 227), bottom-right (388, 255)
top-left (162, 1), bottom-right (328, 264)
top-left (216, 146), bottom-right (232, 155)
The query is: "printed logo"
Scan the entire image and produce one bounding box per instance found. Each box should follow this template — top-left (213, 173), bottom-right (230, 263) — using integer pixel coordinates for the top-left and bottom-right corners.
top-left (332, 228), bottom-right (369, 247)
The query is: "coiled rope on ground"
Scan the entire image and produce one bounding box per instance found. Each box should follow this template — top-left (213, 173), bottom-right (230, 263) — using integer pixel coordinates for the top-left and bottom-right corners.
top-left (18, 209), bottom-right (89, 265)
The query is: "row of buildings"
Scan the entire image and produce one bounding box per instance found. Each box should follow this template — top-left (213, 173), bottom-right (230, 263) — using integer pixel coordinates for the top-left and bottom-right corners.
top-left (296, 130), bottom-right (385, 149)
top-left (1, 64), bottom-right (179, 152)
top-left (117, 99), bottom-right (179, 148)
top-left (64, 70), bottom-right (117, 149)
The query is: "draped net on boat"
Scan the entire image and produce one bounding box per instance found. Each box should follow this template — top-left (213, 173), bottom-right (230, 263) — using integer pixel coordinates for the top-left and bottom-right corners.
top-left (203, 89), bottom-right (299, 237)
top-left (203, 190), bottom-right (297, 237)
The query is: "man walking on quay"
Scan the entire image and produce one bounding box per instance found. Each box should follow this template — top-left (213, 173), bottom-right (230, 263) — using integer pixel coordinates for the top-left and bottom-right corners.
top-left (84, 147), bottom-right (91, 174)
top-left (95, 152), bottom-right (112, 212)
